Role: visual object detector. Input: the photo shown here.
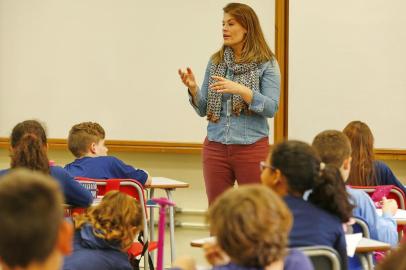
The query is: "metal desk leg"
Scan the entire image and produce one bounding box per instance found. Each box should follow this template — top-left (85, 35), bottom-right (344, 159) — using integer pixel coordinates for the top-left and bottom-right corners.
top-left (165, 189), bottom-right (176, 262)
top-left (149, 188), bottom-right (155, 260)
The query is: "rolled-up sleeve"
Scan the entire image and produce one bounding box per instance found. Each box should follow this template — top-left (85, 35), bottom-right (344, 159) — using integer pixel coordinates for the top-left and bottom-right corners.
top-left (188, 60), bottom-right (211, 117)
top-left (249, 58), bottom-right (280, 118)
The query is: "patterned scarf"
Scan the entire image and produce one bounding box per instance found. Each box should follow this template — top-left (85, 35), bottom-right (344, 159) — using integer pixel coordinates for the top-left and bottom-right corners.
top-left (206, 47), bottom-right (259, 123)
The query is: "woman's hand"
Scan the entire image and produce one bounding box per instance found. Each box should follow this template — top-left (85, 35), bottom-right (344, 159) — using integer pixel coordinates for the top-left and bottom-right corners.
top-left (210, 76), bottom-right (253, 103)
top-left (178, 67), bottom-right (198, 94)
top-left (203, 242), bottom-right (230, 266)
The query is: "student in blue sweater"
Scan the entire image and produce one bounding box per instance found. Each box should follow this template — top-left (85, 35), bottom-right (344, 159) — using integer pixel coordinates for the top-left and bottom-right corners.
top-left (0, 120), bottom-right (92, 207)
top-left (63, 190), bottom-right (142, 270)
top-left (261, 140), bottom-right (354, 270)
top-left (64, 122), bottom-right (151, 186)
top-left (343, 120), bottom-right (406, 194)
top-left (173, 185), bottom-right (313, 270)
top-left (312, 130), bottom-right (398, 246)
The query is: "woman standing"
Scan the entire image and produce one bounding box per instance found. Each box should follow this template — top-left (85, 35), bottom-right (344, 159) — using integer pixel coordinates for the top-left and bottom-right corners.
top-left (178, 3), bottom-right (280, 205)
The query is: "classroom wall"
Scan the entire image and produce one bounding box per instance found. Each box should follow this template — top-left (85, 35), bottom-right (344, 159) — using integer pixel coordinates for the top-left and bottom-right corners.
top-left (1, 148), bottom-right (405, 211)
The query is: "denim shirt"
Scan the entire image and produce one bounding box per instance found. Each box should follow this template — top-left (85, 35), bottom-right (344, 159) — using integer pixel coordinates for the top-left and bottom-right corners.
top-left (189, 58), bottom-right (280, 144)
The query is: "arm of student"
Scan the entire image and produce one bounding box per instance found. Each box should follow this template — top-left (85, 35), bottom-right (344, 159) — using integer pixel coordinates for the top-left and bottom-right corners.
top-left (248, 58), bottom-right (280, 118)
top-left (58, 168), bottom-right (93, 207)
top-left (110, 157), bottom-right (149, 186)
top-left (188, 61), bottom-right (210, 117)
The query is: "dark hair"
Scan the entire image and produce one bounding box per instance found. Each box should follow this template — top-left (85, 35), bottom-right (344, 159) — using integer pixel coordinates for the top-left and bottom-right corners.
top-left (271, 140), bottom-right (353, 222)
top-left (0, 169), bottom-right (64, 267)
top-left (10, 120), bottom-right (49, 174)
top-left (376, 241), bottom-right (406, 270)
top-left (343, 120), bottom-right (376, 186)
top-left (68, 122), bottom-right (106, 158)
top-left (312, 130), bottom-right (352, 168)
top-left (208, 185), bottom-right (292, 267)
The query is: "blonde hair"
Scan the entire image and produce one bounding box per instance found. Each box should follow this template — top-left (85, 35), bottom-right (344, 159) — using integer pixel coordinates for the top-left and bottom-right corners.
top-left (212, 3), bottom-right (274, 64)
top-left (208, 185), bottom-right (292, 267)
top-left (74, 191), bottom-right (142, 250)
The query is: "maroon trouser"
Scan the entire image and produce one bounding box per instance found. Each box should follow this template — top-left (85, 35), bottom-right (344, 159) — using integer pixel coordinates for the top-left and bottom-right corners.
top-left (202, 137), bottom-right (269, 205)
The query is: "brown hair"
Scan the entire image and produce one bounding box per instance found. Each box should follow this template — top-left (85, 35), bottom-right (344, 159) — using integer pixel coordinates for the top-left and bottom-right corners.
top-left (377, 242), bottom-right (406, 270)
top-left (74, 191), bottom-right (142, 250)
top-left (211, 3), bottom-right (274, 64)
top-left (0, 169), bottom-right (64, 268)
top-left (10, 120), bottom-right (49, 174)
top-left (343, 121), bottom-right (376, 186)
top-left (68, 122), bottom-right (106, 158)
top-left (270, 140), bottom-right (354, 222)
top-left (312, 130), bottom-right (352, 168)
top-left (208, 185), bottom-right (292, 267)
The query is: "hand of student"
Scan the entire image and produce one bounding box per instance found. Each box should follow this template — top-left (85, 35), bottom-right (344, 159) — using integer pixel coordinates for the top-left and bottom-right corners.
top-left (382, 197), bottom-right (398, 217)
top-left (172, 256), bottom-right (196, 270)
top-left (203, 242), bottom-right (230, 266)
top-left (210, 76), bottom-right (248, 95)
top-left (178, 67), bottom-right (198, 94)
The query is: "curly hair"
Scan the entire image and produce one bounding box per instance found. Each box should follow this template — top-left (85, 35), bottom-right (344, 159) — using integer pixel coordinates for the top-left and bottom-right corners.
top-left (271, 140), bottom-right (354, 222)
top-left (68, 122), bottom-right (105, 158)
top-left (74, 191), bottom-right (142, 250)
top-left (343, 121), bottom-right (376, 186)
top-left (10, 120), bottom-right (49, 174)
top-left (207, 184), bottom-right (292, 267)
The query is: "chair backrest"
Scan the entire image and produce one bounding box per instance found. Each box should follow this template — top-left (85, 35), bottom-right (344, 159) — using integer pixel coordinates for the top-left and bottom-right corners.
top-left (296, 246), bottom-right (342, 270)
top-left (75, 177), bottom-right (150, 240)
top-left (350, 185), bottom-right (406, 209)
top-left (352, 216), bottom-right (371, 238)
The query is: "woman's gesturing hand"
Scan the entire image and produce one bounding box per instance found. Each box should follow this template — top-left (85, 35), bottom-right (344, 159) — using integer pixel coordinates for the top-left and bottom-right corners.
top-left (178, 67), bottom-right (198, 94)
top-left (209, 75), bottom-right (245, 95)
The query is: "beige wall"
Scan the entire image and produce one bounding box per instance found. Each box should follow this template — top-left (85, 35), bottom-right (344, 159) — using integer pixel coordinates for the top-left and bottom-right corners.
top-left (1, 148), bottom-right (406, 212)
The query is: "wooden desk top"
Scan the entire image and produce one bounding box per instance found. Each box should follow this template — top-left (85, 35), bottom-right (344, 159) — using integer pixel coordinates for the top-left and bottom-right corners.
top-left (190, 236), bottom-right (391, 253)
top-left (146, 177), bottom-right (189, 189)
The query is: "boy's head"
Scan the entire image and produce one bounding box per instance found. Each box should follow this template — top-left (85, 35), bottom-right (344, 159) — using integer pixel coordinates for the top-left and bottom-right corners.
top-left (68, 122), bottom-right (108, 158)
top-left (0, 169), bottom-right (72, 269)
top-left (207, 184), bottom-right (292, 268)
top-left (312, 130), bottom-right (352, 181)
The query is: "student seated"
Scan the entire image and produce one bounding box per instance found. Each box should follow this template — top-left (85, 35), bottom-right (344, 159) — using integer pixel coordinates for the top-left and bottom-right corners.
top-left (312, 130), bottom-right (398, 245)
top-left (261, 140), bottom-right (353, 270)
top-left (63, 190), bottom-right (142, 270)
top-left (173, 185), bottom-right (314, 270)
top-left (0, 169), bottom-right (73, 270)
top-left (343, 120), bottom-right (406, 194)
top-left (0, 120), bottom-right (93, 207)
top-left (64, 122), bottom-right (151, 186)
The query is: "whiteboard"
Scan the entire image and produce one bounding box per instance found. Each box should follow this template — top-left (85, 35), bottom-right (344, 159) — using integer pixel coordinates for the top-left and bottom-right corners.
top-left (288, 0), bottom-right (406, 149)
top-left (0, 0), bottom-right (275, 143)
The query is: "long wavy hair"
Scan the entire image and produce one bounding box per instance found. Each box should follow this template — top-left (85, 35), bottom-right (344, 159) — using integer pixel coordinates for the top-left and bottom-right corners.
top-left (74, 191), bottom-right (143, 250)
top-left (270, 140), bottom-right (354, 222)
top-left (10, 120), bottom-right (50, 174)
top-left (211, 3), bottom-right (274, 64)
top-left (343, 121), bottom-right (376, 186)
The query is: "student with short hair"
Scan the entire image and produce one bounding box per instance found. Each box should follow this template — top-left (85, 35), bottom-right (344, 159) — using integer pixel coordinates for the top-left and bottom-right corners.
top-left (64, 122), bottom-right (151, 186)
top-left (0, 120), bottom-right (93, 207)
top-left (0, 169), bottom-right (73, 270)
top-left (173, 185), bottom-right (313, 270)
top-left (261, 140), bottom-right (353, 270)
top-left (63, 190), bottom-right (143, 270)
top-left (312, 130), bottom-right (398, 245)
top-left (343, 120), bottom-right (406, 194)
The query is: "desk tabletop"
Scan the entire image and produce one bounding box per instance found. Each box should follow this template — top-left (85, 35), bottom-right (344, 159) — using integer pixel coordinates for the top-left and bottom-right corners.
top-left (146, 177), bottom-right (189, 189)
top-left (190, 236), bottom-right (391, 253)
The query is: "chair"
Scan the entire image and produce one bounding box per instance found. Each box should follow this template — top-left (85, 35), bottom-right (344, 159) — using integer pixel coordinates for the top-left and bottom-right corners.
top-left (350, 217), bottom-right (374, 270)
top-left (296, 246), bottom-right (342, 270)
top-left (75, 177), bottom-right (157, 269)
top-left (350, 185), bottom-right (406, 209)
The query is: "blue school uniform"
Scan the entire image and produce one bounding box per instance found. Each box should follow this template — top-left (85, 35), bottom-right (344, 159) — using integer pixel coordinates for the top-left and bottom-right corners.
top-left (0, 166), bottom-right (93, 207)
top-left (64, 156), bottom-right (148, 185)
top-left (63, 224), bottom-right (132, 270)
top-left (284, 195), bottom-right (348, 270)
top-left (374, 160), bottom-right (406, 194)
top-left (205, 249), bottom-right (313, 270)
